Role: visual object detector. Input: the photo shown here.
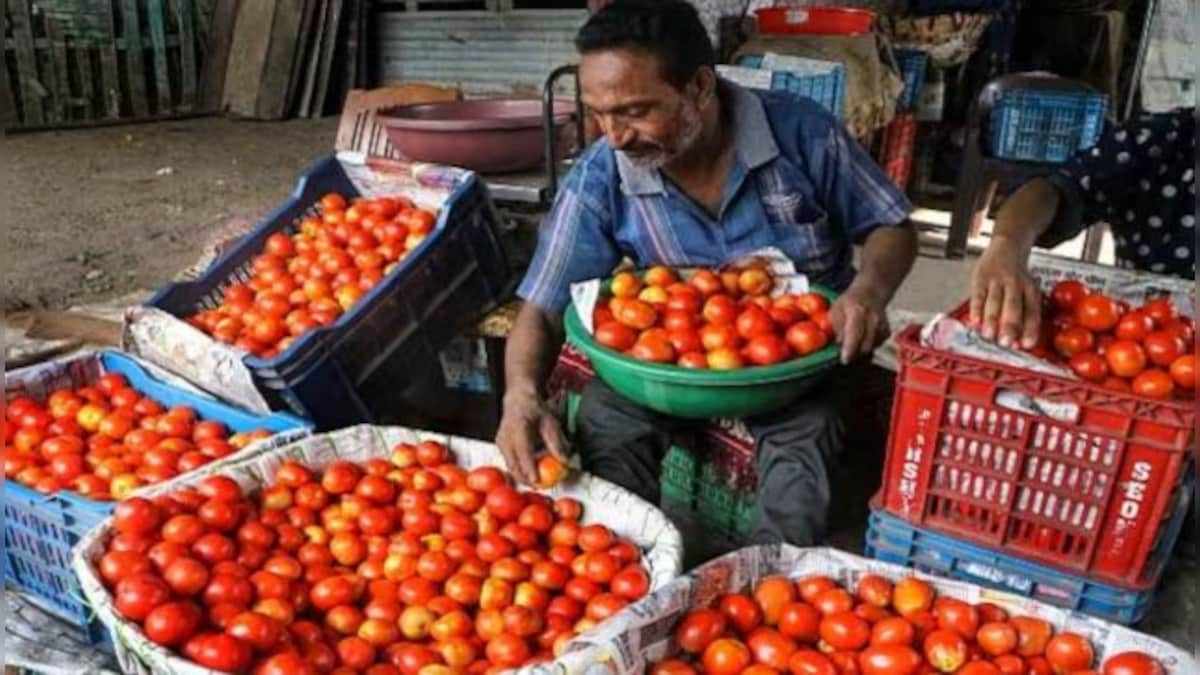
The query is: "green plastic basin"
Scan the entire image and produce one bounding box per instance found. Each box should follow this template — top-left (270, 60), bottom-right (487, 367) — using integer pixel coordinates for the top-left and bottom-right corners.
top-left (563, 285), bottom-right (840, 419)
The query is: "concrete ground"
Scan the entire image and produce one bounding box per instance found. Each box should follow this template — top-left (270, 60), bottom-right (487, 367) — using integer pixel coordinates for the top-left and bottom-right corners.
top-left (2, 117), bottom-right (1194, 652)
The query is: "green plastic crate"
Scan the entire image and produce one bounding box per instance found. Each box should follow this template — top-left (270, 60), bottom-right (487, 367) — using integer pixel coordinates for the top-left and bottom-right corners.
top-left (661, 445), bottom-right (698, 508)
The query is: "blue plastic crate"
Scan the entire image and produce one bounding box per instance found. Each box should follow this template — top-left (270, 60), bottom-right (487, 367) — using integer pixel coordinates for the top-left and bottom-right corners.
top-left (989, 90), bottom-right (1108, 163)
top-left (3, 350), bottom-right (309, 649)
top-left (147, 154), bottom-right (513, 430)
top-left (894, 49), bottom-right (928, 111)
top-left (864, 467), bottom-right (1193, 625)
top-left (735, 55), bottom-right (845, 120)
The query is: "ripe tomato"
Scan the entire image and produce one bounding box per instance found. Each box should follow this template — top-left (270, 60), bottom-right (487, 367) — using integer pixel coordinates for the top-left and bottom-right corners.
top-left (98, 550), bottom-right (153, 586)
top-left (1115, 312), bottom-right (1154, 341)
top-left (720, 593), bottom-right (764, 634)
top-left (616, 300), bottom-right (658, 331)
top-left (702, 638), bottom-right (752, 675)
top-left (1132, 369), bottom-right (1175, 399)
top-left (485, 633), bottom-right (531, 667)
top-left (1049, 280), bottom-right (1088, 312)
top-left (1169, 354), bottom-right (1195, 390)
top-left (747, 627), bottom-right (797, 669)
top-left (754, 576), bottom-right (797, 625)
top-left (115, 573), bottom-right (171, 621)
top-left (736, 306), bottom-right (776, 340)
top-left (164, 556), bottom-right (210, 596)
top-left (858, 645), bottom-right (922, 675)
top-left (1075, 295), bottom-right (1121, 332)
top-left (1105, 340), bottom-right (1147, 378)
top-left (631, 334), bottom-right (677, 363)
top-left (675, 609), bottom-right (726, 653)
top-left (790, 649), bottom-right (839, 675)
top-left (923, 629), bottom-right (968, 673)
top-left (595, 322), bottom-right (638, 351)
top-left (651, 659), bottom-right (699, 675)
top-left (957, 663), bottom-right (1003, 675)
top-left (228, 611), bottom-right (284, 652)
top-left (143, 601), bottom-right (201, 647)
top-left (777, 601), bottom-right (821, 643)
top-left (745, 333), bottom-right (791, 366)
top-left (819, 611), bottom-right (871, 651)
top-left (787, 321), bottom-right (829, 356)
top-left (1143, 330), bottom-right (1185, 366)
top-left (1053, 326), bottom-right (1095, 358)
top-left (871, 617), bottom-right (916, 647)
top-left (1069, 352), bottom-right (1109, 382)
top-left (610, 564), bottom-right (650, 600)
top-left (892, 577), bottom-right (934, 617)
top-left (1141, 298), bottom-right (1177, 325)
top-left (1045, 633), bottom-right (1094, 674)
top-left (976, 622), bottom-right (1019, 657)
top-left (703, 295), bottom-right (739, 325)
top-left (933, 598), bottom-right (979, 638)
top-left (1101, 651), bottom-right (1165, 675)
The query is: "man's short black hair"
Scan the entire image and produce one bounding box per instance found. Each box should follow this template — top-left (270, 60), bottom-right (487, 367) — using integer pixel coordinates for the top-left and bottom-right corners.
top-left (575, 0), bottom-right (716, 88)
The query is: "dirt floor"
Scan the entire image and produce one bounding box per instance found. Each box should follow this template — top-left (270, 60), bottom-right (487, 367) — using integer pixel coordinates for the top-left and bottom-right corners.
top-left (2, 116), bottom-right (337, 312)
top-left (2, 117), bottom-right (1195, 654)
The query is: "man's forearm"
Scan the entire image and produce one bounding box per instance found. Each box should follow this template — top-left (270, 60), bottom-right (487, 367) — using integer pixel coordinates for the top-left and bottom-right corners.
top-left (990, 178), bottom-right (1061, 254)
top-left (504, 302), bottom-right (565, 403)
top-left (853, 222), bottom-right (918, 303)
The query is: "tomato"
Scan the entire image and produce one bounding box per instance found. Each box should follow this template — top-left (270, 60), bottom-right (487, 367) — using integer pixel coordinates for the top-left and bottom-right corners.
top-left (1069, 352), bottom-right (1108, 382)
top-left (892, 578), bottom-right (934, 617)
top-left (791, 649), bottom-right (839, 675)
top-left (321, 461), bottom-right (361, 494)
top-left (1170, 354), bottom-right (1195, 390)
top-left (115, 573), bottom-right (171, 621)
top-left (577, 524), bottom-right (615, 552)
top-left (610, 564), bottom-right (650, 600)
top-left (203, 573), bottom-right (254, 607)
top-left (1143, 330), bottom-right (1185, 366)
top-left (676, 609), bottom-right (726, 653)
top-left (651, 659), bottom-right (700, 675)
top-left (977, 622), bottom-right (1019, 657)
top-left (871, 617), bottom-right (916, 647)
top-left (98, 550), bottom-right (153, 586)
top-left (747, 627), bottom-right (796, 668)
top-left (1141, 298), bottom-right (1177, 325)
top-left (819, 611), bottom-right (871, 651)
top-left (616, 300), bottom-right (658, 330)
top-left (754, 576), bottom-right (797, 625)
top-left (736, 306), bottom-right (776, 340)
top-left (1101, 651), bottom-right (1165, 675)
top-left (228, 611), bottom-right (284, 652)
top-left (1075, 295), bottom-right (1120, 332)
top-left (1050, 280), bottom-right (1089, 312)
top-left (1115, 312), bottom-right (1154, 341)
top-left (703, 295), bottom-right (740, 325)
top-left (610, 272), bottom-right (643, 298)
top-left (1132, 369), bottom-right (1175, 399)
top-left (739, 333), bottom-right (788, 366)
top-left (720, 593), bottom-right (765, 634)
top-left (702, 638), bottom-right (753, 675)
top-left (1053, 327), bottom-right (1095, 359)
top-left (1105, 340), bottom-right (1147, 378)
top-left (192, 532), bottom-right (237, 564)
top-left (933, 598), bottom-right (979, 638)
top-left (923, 629), bottom-right (968, 673)
top-left (957, 663), bottom-right (1002, 675)
top-left (256, 653), bottom-right (316, 675)
top-left (485, 486), bottom-right (527, 522)
top-left (595, 322), bottom-right (638, 351)
top-left (787, 321), bottom-right (830, 356)
top-left (485, 633), bottom-right (531, 667)
top-left (858, 645), bottom-right (922, 675)
top-left (631, 334), bottom-right (677, 363)
top-left (668, 329), bottom-right (704, 356)
top-left (164, 556), bottom-right (210, 596)
top-left (1044, 633), bottom-right (1094, 674)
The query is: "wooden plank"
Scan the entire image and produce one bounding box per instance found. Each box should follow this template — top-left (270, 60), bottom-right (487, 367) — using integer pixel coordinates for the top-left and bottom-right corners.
top-left (0, 50), bottom-right (19, 129)
top-left (196, 0), bottom-right (239, 112)
top-left (122, 0), bottom-right (150, 116)
top-left (171, 0), bottom-right (197, 108)
top-left (146, 0), bottom-right (172, 113)
top-left (10, 0), bottom-right (45, 125)
top-left (73, 40), bottom-right (97, 118)
top-left (255, 0), bottom-right (304, 119)
top-left (312, 0), bottom-right (342, 117)
top-left (45, 19), bottom-right (74, 119)
top-left (221, 0), bottom-right (275, 117)
top-left (284, 0), bottom-right (319, 116)
top-left (298, 0), bottom-right (331, 117)
top-left (98, 0), bottom-right (121, 118)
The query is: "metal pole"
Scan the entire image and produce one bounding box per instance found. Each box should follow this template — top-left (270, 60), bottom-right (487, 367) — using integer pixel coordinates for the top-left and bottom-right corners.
top-left (1124, 0), bottom-right (1158, 120)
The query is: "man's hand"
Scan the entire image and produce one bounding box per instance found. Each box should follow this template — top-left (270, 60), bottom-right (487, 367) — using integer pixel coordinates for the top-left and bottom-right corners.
top-left (494, 387), bottom-right (567, 486)
top-left (829, 281), bottom-right (891, 364)
top-left (969, 236), bottom-right (1042, 349)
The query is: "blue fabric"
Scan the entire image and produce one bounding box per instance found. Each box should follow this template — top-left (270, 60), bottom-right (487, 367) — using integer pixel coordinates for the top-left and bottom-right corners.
top-left (518, 82), bottom-right (913, 313)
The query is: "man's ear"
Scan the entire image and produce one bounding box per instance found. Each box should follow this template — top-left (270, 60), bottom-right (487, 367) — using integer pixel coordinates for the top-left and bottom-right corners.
top-left (690, 66), bottom-right (718, 110)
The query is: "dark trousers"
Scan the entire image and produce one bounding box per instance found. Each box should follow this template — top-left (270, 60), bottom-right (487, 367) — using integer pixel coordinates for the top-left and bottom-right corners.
top-left (575, 373), bottom-right (846, 546)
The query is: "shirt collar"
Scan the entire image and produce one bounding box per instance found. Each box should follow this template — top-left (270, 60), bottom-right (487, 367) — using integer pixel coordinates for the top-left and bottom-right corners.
top-left (615, 80), bottom-right (781, 196)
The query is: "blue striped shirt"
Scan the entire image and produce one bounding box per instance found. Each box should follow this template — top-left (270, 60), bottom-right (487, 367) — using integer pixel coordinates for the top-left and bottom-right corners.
top-left (518, 81), bottom-right (912, 312)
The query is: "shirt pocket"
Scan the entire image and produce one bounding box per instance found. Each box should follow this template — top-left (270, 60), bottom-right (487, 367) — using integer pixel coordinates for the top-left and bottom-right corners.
top-left (760, 191), bottom-right (843, 280)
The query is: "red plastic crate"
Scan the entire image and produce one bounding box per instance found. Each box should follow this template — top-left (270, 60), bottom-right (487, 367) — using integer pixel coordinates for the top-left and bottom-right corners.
top-left (880, 304), bottom-right (1194, 588)
top-left (880, 113), bottom-right (917, 190)
top-left (755, 7), bottom-right (874, 35)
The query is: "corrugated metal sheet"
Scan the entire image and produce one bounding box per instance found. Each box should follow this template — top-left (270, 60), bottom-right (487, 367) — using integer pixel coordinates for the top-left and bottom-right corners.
top-left (378, 10), bottom-right (586, 96)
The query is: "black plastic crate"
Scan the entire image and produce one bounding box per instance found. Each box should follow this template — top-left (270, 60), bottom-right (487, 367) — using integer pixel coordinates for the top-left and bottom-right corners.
top-left (147, 155), bottom-right (513, 429)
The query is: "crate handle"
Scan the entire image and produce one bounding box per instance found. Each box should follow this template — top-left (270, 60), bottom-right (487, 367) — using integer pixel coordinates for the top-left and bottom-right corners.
top-left (994, 389), bottom-right (1080, 425)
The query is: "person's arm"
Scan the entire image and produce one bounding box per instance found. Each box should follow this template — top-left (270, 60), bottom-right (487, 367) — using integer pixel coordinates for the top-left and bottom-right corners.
top-left (833, 222), bottom-right (918, 363)
top-left (495, 303), bottom-right (567, 484)
top-left (969, 178), bottom-right (1060, 348)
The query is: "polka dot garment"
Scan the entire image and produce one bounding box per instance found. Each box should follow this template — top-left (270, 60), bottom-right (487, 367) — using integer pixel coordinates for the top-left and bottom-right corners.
top-left (1043, 108), bottom-right (1196, 279)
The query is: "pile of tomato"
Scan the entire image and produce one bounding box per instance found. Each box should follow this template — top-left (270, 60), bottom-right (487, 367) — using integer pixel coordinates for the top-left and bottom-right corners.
top-left (3, 372), bottom-right (270, 500)
top-left (1033, 281), bottom-right (1194, 400)
top-left (93, 442), bottom-right (650, 674)
top-left (649, 573), bottom-right (1166, 675)
top-left (593, 265), bottom-right (835, 369)
top-left (186, 193), bottom-right (439, 360)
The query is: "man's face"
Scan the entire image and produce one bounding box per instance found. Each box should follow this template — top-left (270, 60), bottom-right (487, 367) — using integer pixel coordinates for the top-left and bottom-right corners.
top-left (578, 48), bottom-right (706, 169)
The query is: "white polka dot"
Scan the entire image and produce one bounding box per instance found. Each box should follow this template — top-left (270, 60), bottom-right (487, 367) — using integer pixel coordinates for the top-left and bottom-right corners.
top-left (1136, 129), bottom-right (1152, 144)
top-left (1080, 176), bottom-right (1091, 190)
top-left (1151, 263), bottom-right (1166, 272)
top-left (1176, 247), bottom-right (1191, 259)
top-left (1116, 235), bottom-right (1127, 246)
top-left (1138, 244), bottom-right (1151, 256)
top-left (1126, 210), bottom-right (1136, 221)
top-left (1162, 233), bottom-right (1172, 243)
top-left (1149, 216), bottom-right (1163, 228)
top-left (1132, 232), bottom-right (1142, 242)
top-left (1148, 146), bottom-right (1162, 158)
top-left (1117, 151), bottom-right (1131, 163)
top-left (1140, 180), bottom-right (1152, 191)
top-left (1182, 215), bottom-right (1195, 228)
top-left (1162, 184), bottom-right (1178, 197)
top-left (1114, 130), bottom-right (1128, 142)
top-left (1091, 147), bottom-right (1102, 157)
top-left (1167, 131), bottom-right (1179, 141)
top-left (1159, 164), bottom-right (1170, 175)
top-left (1183, 169), bottom-right (1193, 183)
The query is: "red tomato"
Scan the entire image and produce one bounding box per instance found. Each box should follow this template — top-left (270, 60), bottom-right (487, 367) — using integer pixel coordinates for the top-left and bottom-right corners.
top-left (720, 594), bottom-right (764, 635)
top-left (778, 601), bottom-right (821, 643)
top-left (164, 557), bottom-right (210, 596)
top-left (228, 611), bottom-right (284, 652)
top-left (787, 321), bottom-right (829, 356)
top-left (1070, 352), bottom-right (1109, 382)
top-left (1115, 312), bottom-right (1154, 341)
top-left (858, 645), bottom-right (923, 675)
top-left (1141, 298), bottom-right (1177, 326)
top-left (790, 649), bottom-right (839, 675)
top-left (976, 622), bottom-right (1019, 657)
top-left (1050, 280), bottom-right (1089, 313)
top-left (1075, 295), bottom-right (1121, 332)
top-left (1053, 327), bottom-right (1095, 359)
top-left (747, 627), bottom-right (797, 669)
top-left (595, 322), bottom-right (638, 351)
top-left (1132, 369), bottom-right (1175, 399)
top-left (675, 609), bottom-right (726, 653)
top-left (1170, 354), bottom-right (1196, 390)
top-left (702, 638), bottom-right (752, 675)
top-left (819, 612), bottom-right (871, 651)
top-left (1045, 633), bottom-right (1095, 674)
top-left (745, 333), bottom-right (791, 366)
top-left (871, 617), bottom-right (917, 647)
top-left (143, 601), bottom-right (201, 647)
top-left (923, 629), bottom-right (968, 673)
top-left (1100, 651), bottom-right (1165, 675)
top-left (114, 573), bottom-right (171, 621)
top-left (112, 497), bottom-right (162, 535)
top-left (1105, 340), bottom-right (1148, 378)
top-left (1143, 330), bottom-right (1185, 366)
